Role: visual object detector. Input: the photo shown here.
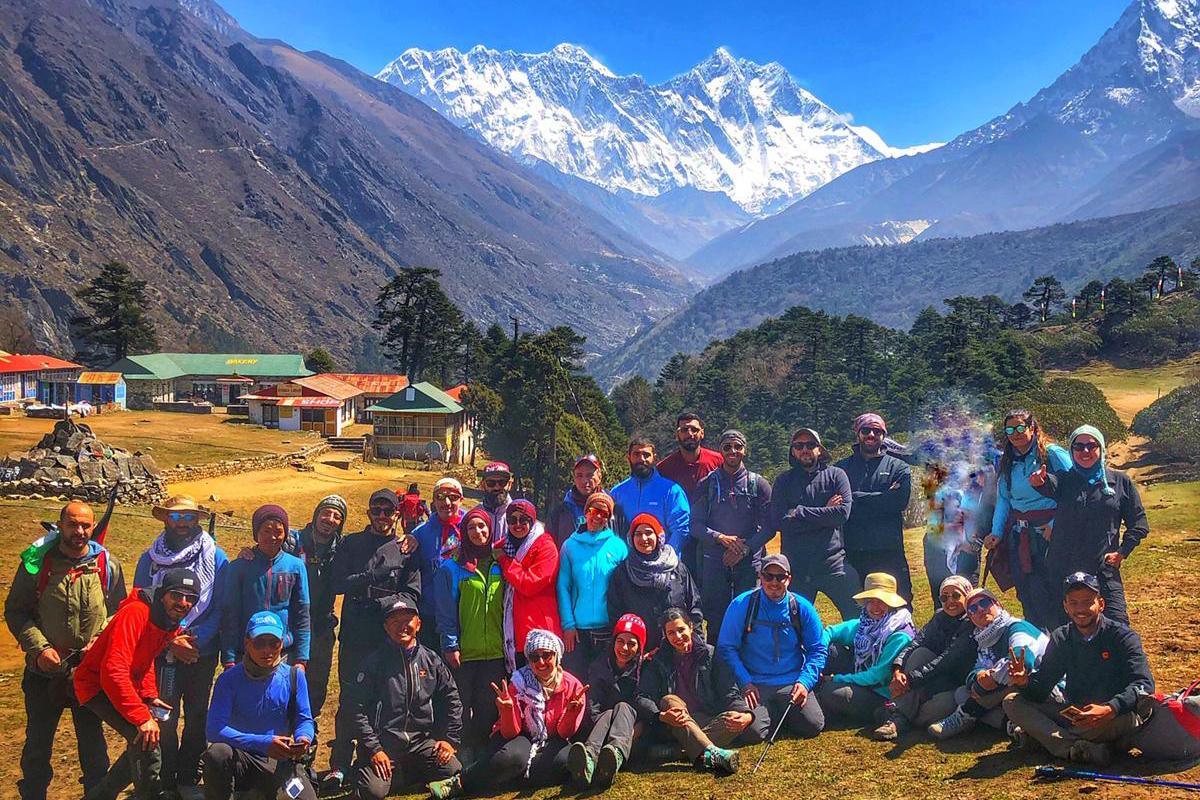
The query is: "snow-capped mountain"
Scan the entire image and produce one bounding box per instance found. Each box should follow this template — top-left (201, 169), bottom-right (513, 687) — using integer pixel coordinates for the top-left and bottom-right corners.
top-left (378, 44), bottom-right (895, 214)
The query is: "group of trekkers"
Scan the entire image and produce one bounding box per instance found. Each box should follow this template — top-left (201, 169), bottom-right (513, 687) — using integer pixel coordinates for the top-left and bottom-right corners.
top-left (5, 407), bottom-right (1172, 800)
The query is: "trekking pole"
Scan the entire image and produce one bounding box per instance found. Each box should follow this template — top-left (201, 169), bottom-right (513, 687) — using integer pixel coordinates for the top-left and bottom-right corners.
top-left (1035, 765), bottom-right (1200, 792)
top-left (752, 700), bottom-right (794, 774)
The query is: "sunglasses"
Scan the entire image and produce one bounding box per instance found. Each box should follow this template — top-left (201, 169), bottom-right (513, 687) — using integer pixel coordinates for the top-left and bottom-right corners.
top-left (859, 427), bottom-right (885, 438)
top-left (367, 506), bottom-right (395, 517)
top-left (939, 591), bottom-right (965, 602)
top-left (1004, 424), bottom-right (1029, 435)
top-left (165, 590), bottom-right (198, 604)
top-left (168, 511), bottom-right (198, 522)
top-left (484, 479), bottom-right (508, 488)
top-left (435, 493), bottom-right (462, 502)
top-left (507, 514), bottom-right (532, 526)
top-left (966, 596), bottom-right (996, 615)
top-left (585, 507), bottom-right (611, 519)
top-left (1071, 442), bottom-right (1100, 453)
top-left (528, 650), bottom-right (555, 664)
top-left (790, 441), bottom-right (817, 451)
top-left (760, 571), bottom-right (790, 583)
top-left (721, 443), bottom-right (745, 452)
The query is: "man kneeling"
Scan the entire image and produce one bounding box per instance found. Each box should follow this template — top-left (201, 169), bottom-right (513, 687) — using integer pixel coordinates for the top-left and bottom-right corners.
top-left (203, 610), bottom-right (316, 800)
top-left (345, 598), bottom-right (461, 800)
top-left (1003, 572), bottom-right (1153, 766)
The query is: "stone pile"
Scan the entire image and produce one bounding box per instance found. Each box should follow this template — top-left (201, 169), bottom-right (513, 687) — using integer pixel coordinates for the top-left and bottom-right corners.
top-left (0, 418), bottom-right (167, 504)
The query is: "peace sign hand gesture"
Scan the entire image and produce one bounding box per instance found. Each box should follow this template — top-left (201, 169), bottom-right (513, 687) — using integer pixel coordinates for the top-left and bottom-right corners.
top-left (491, 679), bottom-right (515, 712)
top-left (1008, 646), bottom-right (1030, 687)
top-left (566, 684), bottom-right (590, 711)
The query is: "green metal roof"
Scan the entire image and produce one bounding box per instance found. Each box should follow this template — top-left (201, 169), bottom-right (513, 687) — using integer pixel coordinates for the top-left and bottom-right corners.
top-left (367, 381), bottom-right (463, 414)
top-left (109, 353), bottom-right (313, 381)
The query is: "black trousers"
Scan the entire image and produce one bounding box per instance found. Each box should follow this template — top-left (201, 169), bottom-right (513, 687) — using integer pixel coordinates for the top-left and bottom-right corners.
top-left (331, 639), bottom-right (375, 771)
top-left (306, 626), bottom-right (337, 719)
top-left (19, 669), bottom-right (110, 800)
top-left (846, 548), bottom-right (913, 604)
top-left (454, 658), bottom-right (507, 748)
top-left (82, 694), bottom-right (162, 800)
top-left (201, 743), bottom-right (317, 800)
top-left (583, 702), bottom-right (639, 759)
top-left (699, 548), bottom-right (759, 638)
top-left (351, 736), bottom-right (461, 800)
top-left (563, 629), bottom-right (611, 678)
top-left (462, 733), bottom-right (571, 791)
top-left (158, 650), bottom-right (219, 789)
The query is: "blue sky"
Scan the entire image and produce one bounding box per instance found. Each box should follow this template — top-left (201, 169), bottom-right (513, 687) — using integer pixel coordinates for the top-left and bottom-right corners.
top-left (221, 0), bottom-right (1131, 148)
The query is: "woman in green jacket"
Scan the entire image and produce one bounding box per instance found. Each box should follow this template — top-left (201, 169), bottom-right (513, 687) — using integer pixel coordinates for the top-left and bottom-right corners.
top-left (435, 507), bottom-right (506, 750)
top-left (817, 572), bottom-right (916, 724)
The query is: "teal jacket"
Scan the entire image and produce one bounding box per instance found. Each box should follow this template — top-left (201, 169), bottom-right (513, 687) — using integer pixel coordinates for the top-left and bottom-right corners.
top-left (556, 526), bottom-right (628, 632)
top-left (434, 557), bottom-right (505, 662)
top-left (824, 619), bottom-right (914, 697)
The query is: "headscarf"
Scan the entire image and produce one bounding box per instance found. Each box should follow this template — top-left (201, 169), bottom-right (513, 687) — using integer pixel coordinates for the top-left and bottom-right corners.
top-left (624, 512), bottom-right (678, 591)
top-left (512, 629), bottom-right (565, 755)
top-left (939, 575), bottom-right (974, 601)
top-left (853, 605), bottom-right (916, 671)
top-left (1068, 425), bottom-right (1114, 496)
top-left (968, 589), bottom-right (1015, 650)
top-left (502, 500), bottom-right (538, 557)
top-left (854, 413), bottom-right (887, 434)
top-left (458, 507), bottom-right (494, 569)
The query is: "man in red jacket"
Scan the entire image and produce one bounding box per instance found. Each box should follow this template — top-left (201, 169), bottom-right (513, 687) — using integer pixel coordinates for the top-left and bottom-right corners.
top-left (74, 568), bottom-right (198, 800)
top-left (657, 411), bottom-right (723, 589)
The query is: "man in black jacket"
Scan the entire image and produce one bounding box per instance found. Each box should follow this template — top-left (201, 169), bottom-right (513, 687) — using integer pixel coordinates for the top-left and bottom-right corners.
top-left (325, 489), bottom-right (422, 791)
top-left (289, 494), bottom-right (347, 718)
top-left (346, 598), bottom-right (461, 800)
top-left (1003, 572), bottom-right (1153, 766)
top-left (771, 427), bottom-right (859, 621)
top-left (835, 413), bottom-right (914, 603)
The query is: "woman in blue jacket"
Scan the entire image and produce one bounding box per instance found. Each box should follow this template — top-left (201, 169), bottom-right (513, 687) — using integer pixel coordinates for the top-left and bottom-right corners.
top-left (557, 493), bottom-right (628, 675)
top-left (982, 410), bottom-right (1071, 630)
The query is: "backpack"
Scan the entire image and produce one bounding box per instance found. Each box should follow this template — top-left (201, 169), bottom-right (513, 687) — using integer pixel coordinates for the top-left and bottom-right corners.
top-left (705, 469), bottom-right (763, 513)
top-left (35, 548), bottom-right (114, 600)
top-left (1131, 681), bottom-right (1200, 762)
top-left (741, 589), bottom-right (807, 647)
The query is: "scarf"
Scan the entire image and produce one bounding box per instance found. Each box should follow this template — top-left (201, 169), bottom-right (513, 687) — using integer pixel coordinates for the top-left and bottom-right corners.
top-left (624, 529), bottom-right (679, 592)
top-left (501, 523), bottom-right (545, 671)
top-left (147, 530), bottom-right (217, 629)
top-left (1069, 424), bottom-right (1115, 496)
top-left (437, 510), bottom-right (464, 562)
top-left (458, 508), bottom-right (494, 570)
top-left (973, 607), bottom-right (1016, 651)
top-left (243, 654), bottom-right (283, 680)
top-left (853, 607), bottom-right (916, 671)
top-left (511, 664), bottom-right (562, 774)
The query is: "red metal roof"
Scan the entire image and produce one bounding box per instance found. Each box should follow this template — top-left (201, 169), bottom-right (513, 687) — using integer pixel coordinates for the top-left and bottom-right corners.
top-left (324, 373), bottom-right (408, 395)
top-left (0, 353), bottom-right (83, 373)
top-left (444, 383), bottom-right (467, 401)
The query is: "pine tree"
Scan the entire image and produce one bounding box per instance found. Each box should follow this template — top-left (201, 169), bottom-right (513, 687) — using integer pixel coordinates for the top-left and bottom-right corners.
top-left (72, 261), bottom-right (158, 362)
top-left (372, 267), bottom-right (463, 380)
top-left (304, 347), bottom-right (336, 373)
top-left (1022, 275), bottom-right (1066, 323)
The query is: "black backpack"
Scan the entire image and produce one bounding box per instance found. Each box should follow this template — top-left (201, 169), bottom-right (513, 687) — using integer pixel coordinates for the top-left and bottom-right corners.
top-left (741, 589), bottom-right (807, 647)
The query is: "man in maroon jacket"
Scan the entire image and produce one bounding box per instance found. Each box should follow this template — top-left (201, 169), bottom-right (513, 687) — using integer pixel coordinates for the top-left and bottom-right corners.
top-left (657, 411), bottom-right (723, 588)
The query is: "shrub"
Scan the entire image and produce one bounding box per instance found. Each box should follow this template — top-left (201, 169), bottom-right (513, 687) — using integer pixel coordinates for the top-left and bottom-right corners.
top-left (1001, 378), bottom-right (1128, 444)
top-left (1132, 383), bottom-right (1200, 462)
top-left (1024, 327), bottom-right (1102, 369)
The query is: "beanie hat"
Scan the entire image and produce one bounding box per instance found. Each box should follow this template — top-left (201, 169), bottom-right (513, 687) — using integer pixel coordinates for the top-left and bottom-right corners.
top-left (524, 628), bottom-right (564, 661)
top-left (252, 504), bottom-right (288, 536)
top-left (612, 613), bottom-right (647, 651)
top-left (628, 511), bottom-right (665, 538)
top-left (584, 492), bottom-right (614, 517)
top-left (312, 494), bottom-right (347, 534)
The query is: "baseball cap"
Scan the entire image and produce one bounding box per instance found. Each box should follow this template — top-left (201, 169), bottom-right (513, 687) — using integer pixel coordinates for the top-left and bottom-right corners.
top-left (573, 454), bottom-right (603, 471)
top-left (159, 568), bottom-right (200, 599)
top-left (483, 461), bottom-right (512, 478)
top-left (382, 596), bottom-right (419, 618)
top-left (759, 553), bottom-right (791, 575)
top-left (245, 610), bottom-right (285, 640)
top-left (1063, 572), bottom-right (1100, 595)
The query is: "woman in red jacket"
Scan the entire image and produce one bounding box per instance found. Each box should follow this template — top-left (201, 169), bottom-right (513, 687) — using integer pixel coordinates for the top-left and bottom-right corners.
top-left (495, 500), bottom-right (560, 668)
top-left (429, 629), bottom-right (587, 798)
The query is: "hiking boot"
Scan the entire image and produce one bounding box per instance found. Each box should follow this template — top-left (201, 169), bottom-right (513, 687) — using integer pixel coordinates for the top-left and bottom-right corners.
top-left (319, 769), bottom-right (345, 797)
top-left (427, 774), bottom-right (464, 799)
top-left (871, 713), bottom-right (910, 741)
top-left (567, 741), bottom-right (595, 786)
top-left (701, 745), bottom-right (740, 775)
top-left (1006, 721), bottom-right (1036, 752)
top-left (1069, 739), bottom-right (1113, 767)
top-left (594, 744), bottom-right (624, 788)
top-left (928, 707), bottom-right (976, 740)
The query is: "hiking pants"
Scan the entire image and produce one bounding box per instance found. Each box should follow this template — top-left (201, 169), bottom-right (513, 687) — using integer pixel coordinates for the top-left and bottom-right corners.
top-left (564, 629), bottom-right (611, 678)
top-left (82, 694), bottom-right (163, 800)
top-left (1003, 695), bottom-right (1138, 759)
top-left (352, 736), bottom-right (460, 800)
top-left (749, 684), bottom-right (825, 739)
top-left (306, 626), bottom-right (337, 719)
top-left (846, 548), bottom-right (913, 604)
top-left (159, 651), bottom-right (218, 789)
top-left (331, 640), bottom-right (375, 771)
top-left (788, 562), bottom-right (862, 623)
top-left (19, 669), bottom-right (110, 800)
top-left (461, 734), bottom-right (570, 791)
top-left (658, 694), bottom-right (763, 761)
top-left (699, 547), bottom-right (759, 637)
top-left (453, 658), bottom-right (506, 748)
top-left (583, 701), bottom-right (639, 759)
top-left (956, 682), bottom-right (1009, 730)
top-left (201, 744), bottom-right (316, 800)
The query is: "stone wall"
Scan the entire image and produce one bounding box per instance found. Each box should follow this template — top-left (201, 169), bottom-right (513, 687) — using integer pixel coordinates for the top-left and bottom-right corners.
top-left (159, 442), bottom-right (332, 482)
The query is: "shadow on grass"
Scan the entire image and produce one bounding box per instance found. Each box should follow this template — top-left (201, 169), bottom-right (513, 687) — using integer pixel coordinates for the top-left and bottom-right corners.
top-left (949, 747), bottom-right (1031, 780)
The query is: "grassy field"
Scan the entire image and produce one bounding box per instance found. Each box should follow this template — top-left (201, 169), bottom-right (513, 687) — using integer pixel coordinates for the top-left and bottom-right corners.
top-left (1047, 353), bottom-right (1200, 423)
top-left (0, 409), bottom-right (320, 467)
top-left (0, 371), bottom-right (1196, 799)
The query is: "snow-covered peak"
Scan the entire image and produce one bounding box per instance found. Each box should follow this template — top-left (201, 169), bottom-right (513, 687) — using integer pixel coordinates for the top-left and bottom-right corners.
top-left (850, 125), bottom-right (946, 158)
top-left (377, 43), bottom-right (893, 213)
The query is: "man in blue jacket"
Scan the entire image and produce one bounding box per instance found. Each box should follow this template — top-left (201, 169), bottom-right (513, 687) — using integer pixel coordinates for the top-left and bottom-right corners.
top-left (772, 427), bottom-right (860, 621)
top-left (220, 504), bottom-right (311, 668)
top-left (134, 495), bottom-right (229, 795)
top-left (835, 414), bottom-right (914, 603)
top-left (717, 554), bottom-right (828, 740)
top-left (203, 610), bottom-right (317, 800)
top-left (610, 437), bottom-right (690, 553)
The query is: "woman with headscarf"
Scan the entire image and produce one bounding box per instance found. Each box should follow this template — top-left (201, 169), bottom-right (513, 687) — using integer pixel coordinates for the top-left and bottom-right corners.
top-left (428, 629), bottom-right (587, 798)
top-left (494, 500), bottom-right (561, 666)
top-left (926, 587), bottom-right (1047, 740)
top-left (982, 410), bottom-right (1072, 630)
top-left (434, 507), bottom-right (507, 751)
top-left (606, 513), bottom-right (702, 650)
top-left (556, 493), bottom-right (628, 676)
top-left (872, 575), bottom-right (976, 741)
top-left (817, 572), bottom-right (916, 725)
top-left (1029, 424), bottom-right (1148, 627)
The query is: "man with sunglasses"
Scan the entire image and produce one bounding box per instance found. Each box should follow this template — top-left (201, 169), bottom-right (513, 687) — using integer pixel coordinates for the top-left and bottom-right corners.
top-left (549, 455), bottom-right (604, 548)
top-left (134, 496), bottom-right (228, 797)
top-left (835, 414), bottom-right (913, 604)
top-left (413, 478), bottom-right (465, 649)
top-left (611, 437), bottom-right (691, 558)
top-left (692, 430), bottom-right (773, 635)
top-left (479, 462), bottom-right (515, 546)
top-left (657, 413), bottom-right (723, 581)
top-left (326, 488), bottom-right (421, 791)
top-left (771, 427), bottom-right (860, 622)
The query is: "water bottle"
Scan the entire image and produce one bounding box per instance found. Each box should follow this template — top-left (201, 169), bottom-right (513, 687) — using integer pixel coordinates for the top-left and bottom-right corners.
top-left (158, 652), bottom-right (179, 705)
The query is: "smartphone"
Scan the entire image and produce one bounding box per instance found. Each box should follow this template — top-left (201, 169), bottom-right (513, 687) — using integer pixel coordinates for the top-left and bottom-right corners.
top-left (1060, 705), bottom-right (1084, 722)
top-left (149, 705), bottom-right (171, 722)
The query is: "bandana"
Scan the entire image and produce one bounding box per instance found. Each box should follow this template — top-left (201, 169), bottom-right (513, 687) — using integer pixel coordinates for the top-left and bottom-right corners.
top-left (853, 606), bottom-right (916, 671)
top-left (624, 513), bottom-right (678, 591)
